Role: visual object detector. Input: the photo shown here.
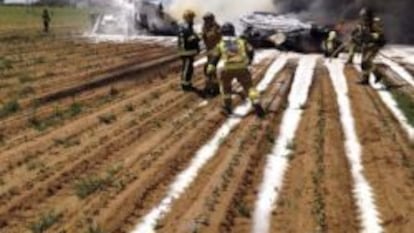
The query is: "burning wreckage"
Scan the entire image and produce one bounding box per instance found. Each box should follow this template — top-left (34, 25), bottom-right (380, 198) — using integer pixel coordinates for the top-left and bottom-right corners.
top-left (92, 2), bottom-right (338, 53)
top-left (92, 0), bottom-right (178, 36)
top-left (240, 12), bottom-right (338, 53)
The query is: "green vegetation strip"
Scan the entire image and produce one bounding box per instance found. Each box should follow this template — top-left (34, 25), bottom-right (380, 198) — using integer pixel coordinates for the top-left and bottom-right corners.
top-left (0, 6), bottom-right (88, 28)
top-left (390, 89), bottom-right (414, 127)
top-left (29, 210), bottom-right (62, 233)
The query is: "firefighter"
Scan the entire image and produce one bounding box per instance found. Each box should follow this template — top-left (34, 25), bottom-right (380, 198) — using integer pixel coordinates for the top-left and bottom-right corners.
top-left (347, 24), bottom-right (363, 64)
top-left (323, 30), bottom-right (341, 57)
top-left (241, 25), bottom-right (254, 40)
top-left (178, 10), bottom-right (200, 91)
top-left (206, 23), bottom-right (265, 117)
top-left (356, 8), bottom-right (386, 85)
top-left (158, 3), bottom-right (164, 18)
top-left (202, 12), bottom-right (221, 97)
top-left (42, 8), bottom-right (51, 33)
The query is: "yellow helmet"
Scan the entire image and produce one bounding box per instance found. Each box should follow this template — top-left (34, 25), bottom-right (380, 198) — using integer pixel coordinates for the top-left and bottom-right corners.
top-left (183, 10), bottom-right (196, 22)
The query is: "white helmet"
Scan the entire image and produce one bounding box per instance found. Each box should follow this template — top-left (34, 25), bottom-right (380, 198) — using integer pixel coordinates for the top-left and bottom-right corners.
top-left (328, 31), bottom-right (337, 40)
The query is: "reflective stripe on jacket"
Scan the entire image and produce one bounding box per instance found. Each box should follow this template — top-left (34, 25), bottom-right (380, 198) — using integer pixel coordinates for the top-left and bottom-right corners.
top-left (178, 23), bottom-right (200, 56)
top-left (216, 37), bottom-right (250, 70)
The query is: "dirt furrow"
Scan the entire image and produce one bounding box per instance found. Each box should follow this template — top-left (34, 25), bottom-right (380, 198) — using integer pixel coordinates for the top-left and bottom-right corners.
top-left (0, 42), bottom-right (147, 83)
top-left (2, 85), bottom-right (221, 233)
top-left (375, 64), bottom-right (414, 100)
top-left (269, 63), bottom-right (359, 233)
top-left (0, 84), bottom-right (194, 204)
top-left (320, 64), bottom-right (360, 233)
top-left (402, 63), bottom-right (414, 77)
top-left (0, 78), bottom-right (207, 231)
top-left (154, 62), bottom-right (294, 233)
top-left (0, 39), bottom-right (143, 64)
top-left (0, 47), bottom-right (174, 103)
top-left (0, 57), bottom-right (181, 148)
top-left (345, 66), bottom-right (414, 233)
top-left (91, 60), bottom-right (274, 233)
top-left (0, 60), bottom-right (273, 232)
top-left (1, 63), bottom-right (183, 164)
top-left (0, 67), bottom-right (204, 202)
top-left (28, 48), bottom-right (174, 93)
top-left (1, 43), bottom-right (145, 77)
top-left (53, 93), bottom-right (224, 233)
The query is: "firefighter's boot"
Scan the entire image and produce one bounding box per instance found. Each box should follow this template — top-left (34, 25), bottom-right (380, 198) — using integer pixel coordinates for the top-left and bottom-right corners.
top-left (253, 104), bottom-right (266, 118)
top-left (248, 88), bottom-right (265, 118)
top-left (221, 98), bottom-right (233, 116)
top-left (357, 74), bottom-right (370, 85)
top-left (181, 81), bottom-right (193, 91)
top-left (346, 58), bottom-right (354, 65)
top-left (208, 81), bottom-right (220, 97)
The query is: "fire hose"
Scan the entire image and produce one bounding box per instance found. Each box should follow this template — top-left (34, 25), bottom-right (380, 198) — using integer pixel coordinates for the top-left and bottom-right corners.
top-left (329, 42), bottom-right (350, 60)
top-left (378, 51), bottom-right (403, 64)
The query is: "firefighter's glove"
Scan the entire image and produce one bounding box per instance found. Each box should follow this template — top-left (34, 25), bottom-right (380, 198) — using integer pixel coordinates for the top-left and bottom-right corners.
top-left (371, 33), bottom-right (380, 40)
top-left (207, 64), bottom-right (216, 75)
top-left (248, 66), bottom-right (253, 73)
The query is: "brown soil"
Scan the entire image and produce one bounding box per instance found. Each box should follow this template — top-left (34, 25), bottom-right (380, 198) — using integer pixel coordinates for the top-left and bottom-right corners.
top-left (270, 62), bottom-right (359, 233)
top-left (345, 66), bottom-right (414, 233)
top-left (1, 36), bottom-right (414, 233)
top-left (96, 60), bottom-right (275, 233)
top-left (0, 48), bottom-right (274, 232)
top-left (151, 61), bottom-right (295, 233)
top-left (402, 63), bottom-right (414, 77)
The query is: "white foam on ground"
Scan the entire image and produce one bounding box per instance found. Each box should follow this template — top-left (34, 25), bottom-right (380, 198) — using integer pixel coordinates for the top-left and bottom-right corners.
top-left (193, 57), bottom-right (207, 67)
top-left (84, 33), bottom-right (177, 45)
top-left (252, 55), bottom-right (318, 233)
top-left (130, 53), bottom-right (289, 233)
top-left (254, 50), bottom-right (280, 64)
top-left (383, 46), bottom-right (414, 64)
top-left (351, 55), bottom-right (414, 140)
top-left (406, 56), bottom-right (414, 64)
top-left (380, 57), bottom-right (414, 87)
top-left (368, 74), bottom-right (414, 140)
top-left (326, 60), bottom-right (383, 233)
top-left (370, 80), bottom-right (414, 140)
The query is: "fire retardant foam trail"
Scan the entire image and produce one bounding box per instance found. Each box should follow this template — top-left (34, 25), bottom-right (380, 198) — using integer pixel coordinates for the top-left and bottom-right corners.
top-left (194, 50), bottom-right (277, 71)
top-left (193, 57), bottom-right (208, 67)
top-left (380, 57), bottom-right (414, 87)
top-left (130, 53), bottom-right (288, 233)
top-left (369, 73), bottom-right (414, 140)
top-left (252, 55), bottom-right (318, 233)
top-left (326, 60), bottom-right (383, 233)
top-left (352, 61), bottom-right (414, 140)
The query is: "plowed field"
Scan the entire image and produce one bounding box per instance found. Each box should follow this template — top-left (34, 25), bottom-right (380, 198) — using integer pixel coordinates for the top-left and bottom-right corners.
top-left (1, 35), bottom-right (413, 233)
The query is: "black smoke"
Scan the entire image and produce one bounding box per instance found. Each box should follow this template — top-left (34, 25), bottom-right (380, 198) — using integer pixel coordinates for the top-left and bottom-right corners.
top-left (273, 0), bottom-right (414, 44)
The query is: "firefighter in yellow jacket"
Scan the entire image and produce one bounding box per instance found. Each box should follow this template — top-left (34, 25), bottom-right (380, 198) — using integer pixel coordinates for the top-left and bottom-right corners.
top-left (207, 23), bottom-right (265, 117)
top-left (202, 12), bottom-right (221, 96)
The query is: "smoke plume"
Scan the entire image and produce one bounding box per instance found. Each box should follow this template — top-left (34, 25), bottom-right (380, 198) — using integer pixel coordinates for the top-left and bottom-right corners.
top-left (164, 0), bottom-right (275, 23)
top-left (272, 0), bottom-right (414, 44)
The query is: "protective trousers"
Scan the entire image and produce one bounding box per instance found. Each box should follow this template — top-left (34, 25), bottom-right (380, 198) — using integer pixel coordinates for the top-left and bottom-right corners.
top-left (181, 56), bottom-right (194, 88)
top-left (347, 43), bottom-right (357, 64)
top-left (203, 52), bottom-right (219, 95)
top-left (324, 40), bottom-right (334, 57)
top-left (44, 21), bottom-right (49, 33)
top-left (219, 68), bottom-right (259, 108)
top-left (361, 47), bottom-right (379, 82)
